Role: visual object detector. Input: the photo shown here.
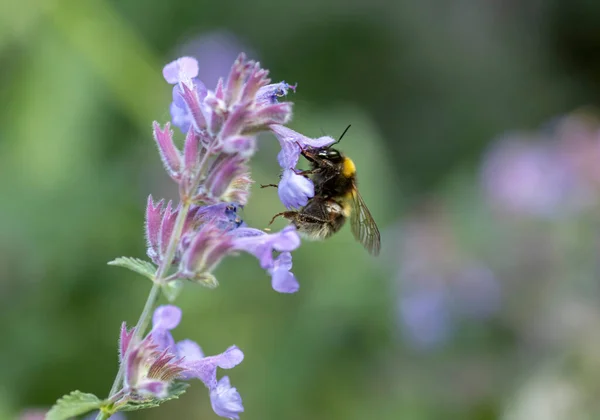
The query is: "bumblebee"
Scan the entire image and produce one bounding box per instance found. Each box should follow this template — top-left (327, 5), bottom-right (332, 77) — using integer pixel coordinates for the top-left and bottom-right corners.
top-left (267, 126), bottom-right (381, 256)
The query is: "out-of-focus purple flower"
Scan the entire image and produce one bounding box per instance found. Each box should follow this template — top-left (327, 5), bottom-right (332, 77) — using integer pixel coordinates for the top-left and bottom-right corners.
top-left (451, 264), bottom-right (501, 319)
top-left (481, 134), bottom-right (582, 218)
top-left (269, 124), bottom-right (336, 208)
top-left (394, 207), bottom-right (502, 350)
top-left (177, 31), bottom-right (254, 90)
top-left (210, 376), bottom-right (244, 420)
top-left (399, 287), bottom-right (451, 350)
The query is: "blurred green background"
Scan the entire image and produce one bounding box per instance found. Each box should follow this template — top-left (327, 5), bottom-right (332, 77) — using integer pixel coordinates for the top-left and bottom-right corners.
top-left (3, 0), bottom-right (600, 419)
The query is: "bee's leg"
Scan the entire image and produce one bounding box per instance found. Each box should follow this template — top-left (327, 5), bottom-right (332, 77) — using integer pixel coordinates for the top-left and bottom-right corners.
top-left (268, 211), bottom-right (297, 225)
top-left (260, 183), bottom-right (279, 189)
top-left (292, 169), bottom-right (316, 176)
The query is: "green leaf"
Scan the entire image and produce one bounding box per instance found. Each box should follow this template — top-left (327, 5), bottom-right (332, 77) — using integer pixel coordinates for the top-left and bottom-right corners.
top-left (118, 382), bottom-right (190, 412)
top-left (108, 257), bottom-right (156, 281)
top-left (45, 390), bottom-right (103, 420)
top-left (162, 279), bottom-right (184, 302)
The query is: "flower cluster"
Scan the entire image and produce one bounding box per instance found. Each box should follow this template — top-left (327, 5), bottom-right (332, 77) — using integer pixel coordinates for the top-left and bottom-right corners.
top-left (148, 54), bottom-right (313, 292)
top-left (118, 305), bottom-right (244, 419)
top-left (104, 52), bottom-right (328, 420)
top-left (481, 112), bottom-right (600, 218)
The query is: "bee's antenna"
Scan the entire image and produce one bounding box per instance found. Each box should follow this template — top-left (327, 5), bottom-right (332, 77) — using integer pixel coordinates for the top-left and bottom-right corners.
top-left (332, 124), bottom-right (351, 145)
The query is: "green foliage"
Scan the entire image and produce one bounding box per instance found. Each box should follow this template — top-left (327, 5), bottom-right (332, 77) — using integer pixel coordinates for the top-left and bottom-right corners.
top-left (108, 257), bottom-right (157, 281)
top-left (117, 382), bottom-right (189, 412)
top-left (45, 391), bottom-right (103, 420)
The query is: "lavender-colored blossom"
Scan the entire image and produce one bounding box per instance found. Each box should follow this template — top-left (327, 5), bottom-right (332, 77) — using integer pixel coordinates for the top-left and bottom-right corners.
top-left (481, 134), bottom-right (581, 218)
top-left (163, 57), bottom-right (207, 134)
top-left (210, 376), bottom-right (244, 420)
top-left (148, 305), bottom-right (244, 417)
top-left (399, 287), bottom-right (451, 350)
top-left (163, 54), bottom-right (293, 149)
top-left (394, 209), bottom-right (502, 350)
top-left (231, 226), bottom-right (300, 267)
top-left (277, 168), bottom-right (314, 209)
top-left (269, 124), bottom-right (335, 208)
top-left (227, 226), bottom-right (301, 292)
top-left (257, 81), bottom-right (297, 105)
top-left (268, 252), bottom-right (299, 293)
top-left (121, 327), bottom-right (186, 398)
top-left (118, 306), bottom-right (244, 418)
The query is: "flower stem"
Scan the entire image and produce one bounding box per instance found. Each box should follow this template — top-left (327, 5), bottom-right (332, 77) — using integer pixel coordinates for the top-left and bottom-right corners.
top-left (100, 200), bottom-right (192, 414)
top-left (97, 146), bottom-right (214, 420)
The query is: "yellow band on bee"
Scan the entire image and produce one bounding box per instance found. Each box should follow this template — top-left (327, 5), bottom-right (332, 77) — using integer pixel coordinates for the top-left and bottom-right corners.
top-left (342, 157), bottom-right (356, 177)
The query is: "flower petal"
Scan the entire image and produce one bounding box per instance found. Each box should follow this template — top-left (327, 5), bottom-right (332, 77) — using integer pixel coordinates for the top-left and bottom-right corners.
top-left (210, 376), bottom-right (244, 420)
top-left (269, 252), bottom-right (299, 293)
top-left (163, 57), bottom-right (199, 84)
top-left (176, 339), bottom-right (205, 361)
top-left (152, 305), bottom-right (182, 330)
top-left (278, 169), bottom-right (314, 209)
top-left (186, 346), bottom-right (244, 388)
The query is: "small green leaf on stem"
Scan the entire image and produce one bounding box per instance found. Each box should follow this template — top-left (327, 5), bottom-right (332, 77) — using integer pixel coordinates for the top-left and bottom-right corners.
top-left (45, 390), bottom-right (103, 420)
top-left (108, 257), bottom-right (157, 281)
top-left (118, 382), bottom-right (190, 412)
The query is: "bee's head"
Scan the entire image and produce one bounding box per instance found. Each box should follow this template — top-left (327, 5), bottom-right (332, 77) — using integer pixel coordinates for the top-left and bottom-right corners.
top-left (317, 147), bottom-right (343, 163)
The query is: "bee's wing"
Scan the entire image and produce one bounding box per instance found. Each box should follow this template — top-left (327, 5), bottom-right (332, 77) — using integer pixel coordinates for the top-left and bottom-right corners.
top-left (350, 187), bottom-right (381, 256)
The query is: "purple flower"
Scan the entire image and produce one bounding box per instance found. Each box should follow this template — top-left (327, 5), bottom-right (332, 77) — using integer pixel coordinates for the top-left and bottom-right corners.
top-left (210, 376), bottom-right (244, 419)
top-left (268, 252), bottom-right (299, 293)
top-left (270, 124), bottom-right (335, 169)
top-left (119, 305), bottom-right (244, 418)
top-left (163, 57), bottom-right (207, 134)
top-left (278, 168), bottom-right (314, 209)
top-left (230, 226), bottom-right (301, 293)
top-left (163, 54), bottom-right (294, 152)
top-left (257, 81), bottom-right (297, 105)
top-left (120, 326), bottom-right (186, 398)
top-left (269, 124), bottom-right (335, 208)
top-left (148, 305), bottom-right (244, 417)
top-left (399, 288), bottom-right (451, 350)
top-left (480, 135), bottom-right (579, 218)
